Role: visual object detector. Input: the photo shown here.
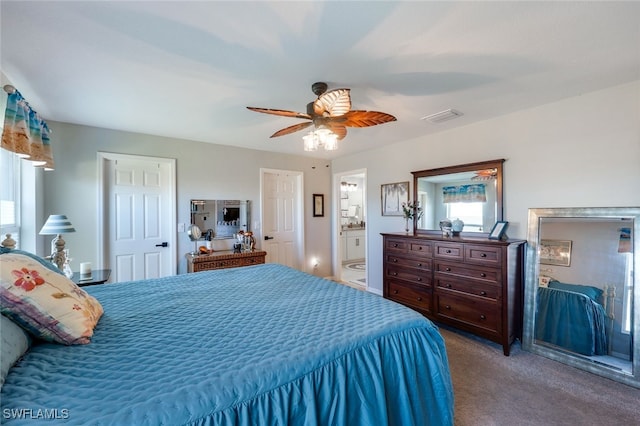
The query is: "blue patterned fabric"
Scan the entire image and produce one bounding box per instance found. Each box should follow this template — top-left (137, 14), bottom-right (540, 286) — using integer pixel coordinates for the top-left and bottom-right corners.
top-left (535, 286), bottom-right (607, 355)
top-left (0, 264), bottom-right (453, 425)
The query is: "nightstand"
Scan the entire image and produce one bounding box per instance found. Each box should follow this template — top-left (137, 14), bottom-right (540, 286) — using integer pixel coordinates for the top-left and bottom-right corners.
top-left (72, 269), bottom-right (112, 287)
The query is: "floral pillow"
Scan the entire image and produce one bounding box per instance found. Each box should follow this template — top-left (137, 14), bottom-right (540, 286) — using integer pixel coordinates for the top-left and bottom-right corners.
top-left (0, 252), bottom-right (103, 345)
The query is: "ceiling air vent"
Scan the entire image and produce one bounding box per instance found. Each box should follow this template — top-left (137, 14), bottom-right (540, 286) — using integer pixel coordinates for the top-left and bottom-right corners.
top-left (421, 109), bottom-right (463, 124)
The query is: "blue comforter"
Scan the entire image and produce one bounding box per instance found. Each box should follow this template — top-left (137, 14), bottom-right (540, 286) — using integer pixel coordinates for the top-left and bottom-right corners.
top-left (1, 264), bottom-right (453, 425)
top-left (535, 287), bottom-right (607, 356)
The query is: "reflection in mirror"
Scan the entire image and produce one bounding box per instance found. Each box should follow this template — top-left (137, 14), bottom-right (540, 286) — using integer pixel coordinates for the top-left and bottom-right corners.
top-left (412, 159), bottom-right (503, 234)
top-left (190, 200), bottom-right (250, 240)
top-left (523, 207), bottom-right (639, 388)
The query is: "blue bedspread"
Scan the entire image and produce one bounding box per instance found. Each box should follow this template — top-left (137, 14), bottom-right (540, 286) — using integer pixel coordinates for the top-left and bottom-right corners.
top-left (1, 264), bottom-right (453, 425)
top-left (535, 287), bottom-right (607, 355)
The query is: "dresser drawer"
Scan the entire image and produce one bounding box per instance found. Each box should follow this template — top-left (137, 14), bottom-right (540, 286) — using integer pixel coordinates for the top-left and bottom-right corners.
top-left (385, 255), bottom-right (432, 271)
top-left (409, 241), bottom-right (432, 257)
top-left (465, 244), bottom-right (502, 266)
top-left (435, 277), bottom-right (500, 301)
top-left (387, 280), bottom-right (432, 312)
top-left (386, 265), bottom-right (432, 286)
top-left (435, 261), bottom-right (501, 283)
top-left (385, 238), bottom-right (408, 253)
top-left (434, 242), bottom-right (464, 260)
top-left (436, 293), bottom-right (499, 332)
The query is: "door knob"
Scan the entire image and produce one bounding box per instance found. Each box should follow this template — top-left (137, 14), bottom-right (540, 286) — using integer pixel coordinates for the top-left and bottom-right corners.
top-left (264, 236), bottom-right (274, 240)
top-left (155, 242), bottom-right (168, 247)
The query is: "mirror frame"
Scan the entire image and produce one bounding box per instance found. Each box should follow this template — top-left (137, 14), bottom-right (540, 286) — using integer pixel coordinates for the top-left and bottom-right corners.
top-left (523, 207), bottom-right (640, 388)
top-left (190, 199), bottom-right (250, 240)
top-left (412, 159), bottom-right (504, 236)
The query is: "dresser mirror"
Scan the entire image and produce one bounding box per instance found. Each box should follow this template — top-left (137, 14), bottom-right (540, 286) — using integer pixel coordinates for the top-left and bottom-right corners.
top-left (412, 159), bottom-right (504, 235)
top-left (190, 200), bottom-right (250, 240)
top-left (523, 207), bottom-right (639, 388)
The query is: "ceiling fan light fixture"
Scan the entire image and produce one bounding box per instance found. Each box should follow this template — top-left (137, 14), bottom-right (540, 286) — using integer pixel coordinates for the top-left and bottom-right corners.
top-left (421, 109), bottom-right (463, 124)
top-left (303, 131), bottom-right (319, 151)
top-left (302, 126), bottom-right (338, 151)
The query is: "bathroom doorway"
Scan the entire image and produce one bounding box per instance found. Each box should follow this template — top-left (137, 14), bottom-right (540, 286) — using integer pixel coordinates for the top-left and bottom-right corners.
top-left (335, 169), bottom-right (367, 289)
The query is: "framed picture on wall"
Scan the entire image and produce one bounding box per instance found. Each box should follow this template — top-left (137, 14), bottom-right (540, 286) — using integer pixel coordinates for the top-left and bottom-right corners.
top-left (313, 194), bottom-right (324, 217)
top-left (539, 239), bottom-right (572, 266)
top-left (381, 181), bottom-right (409, 216)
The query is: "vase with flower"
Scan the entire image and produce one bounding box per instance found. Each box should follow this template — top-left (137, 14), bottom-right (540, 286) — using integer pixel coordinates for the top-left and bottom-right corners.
top-left (401, 200), bottom-right (423, 233)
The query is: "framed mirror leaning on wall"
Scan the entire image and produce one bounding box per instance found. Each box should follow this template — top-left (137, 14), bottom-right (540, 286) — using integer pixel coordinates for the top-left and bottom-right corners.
top-left (412, 159), bottom-right (504, 235)
top-left (523, 207), bottom-right (639, 388)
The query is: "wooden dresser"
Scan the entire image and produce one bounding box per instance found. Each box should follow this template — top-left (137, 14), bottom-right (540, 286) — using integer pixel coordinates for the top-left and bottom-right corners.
top-left (186, 250), bottom-right (267, 273)
top-left (382, 233), bottom-right (525, 355)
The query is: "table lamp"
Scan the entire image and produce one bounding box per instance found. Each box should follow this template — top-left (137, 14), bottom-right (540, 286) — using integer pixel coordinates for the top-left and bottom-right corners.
top-left (39, 214), bottom-right (76, 270)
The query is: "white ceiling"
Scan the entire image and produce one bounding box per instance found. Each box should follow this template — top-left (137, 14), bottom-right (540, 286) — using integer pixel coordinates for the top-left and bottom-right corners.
top-left (2, 1), bottom-right (639, 159)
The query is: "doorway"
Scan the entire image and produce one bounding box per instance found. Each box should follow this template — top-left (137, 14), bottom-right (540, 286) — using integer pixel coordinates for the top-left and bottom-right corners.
top-left (334, 169), bottom-right (367, 288)
top-left (260, 168), bottom-right (304, 270)
top-left (98, 152), bottom-right (176, 282)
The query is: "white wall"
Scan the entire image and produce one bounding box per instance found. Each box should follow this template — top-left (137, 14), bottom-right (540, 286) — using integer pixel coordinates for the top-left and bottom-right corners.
top-left (332, 81), bottom-right (640, 294)
top-left (42, 123), bottom-right (333, 276)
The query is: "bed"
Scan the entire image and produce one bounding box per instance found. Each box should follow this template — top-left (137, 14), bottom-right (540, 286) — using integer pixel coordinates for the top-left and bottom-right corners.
top-left (0, 251), bottom-right (454, 425)
top-left (535, 280), bottom-right (608, 356)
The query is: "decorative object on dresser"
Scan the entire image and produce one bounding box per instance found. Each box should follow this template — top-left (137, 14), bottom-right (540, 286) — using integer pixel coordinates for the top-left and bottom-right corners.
top-left (382, 232), bottom-right (525, 355)
top-left (488, 221), bottom-right (509, 241)
top-left (186, 250), bottom-right (267, 273)
top-left (401, 200), bottom-right (423, 233)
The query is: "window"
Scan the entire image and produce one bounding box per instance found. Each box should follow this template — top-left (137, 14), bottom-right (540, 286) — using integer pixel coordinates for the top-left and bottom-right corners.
top-left (0, 148), bottom-right (21, 246)
top-left (446, 202), bottom-right (484, 231)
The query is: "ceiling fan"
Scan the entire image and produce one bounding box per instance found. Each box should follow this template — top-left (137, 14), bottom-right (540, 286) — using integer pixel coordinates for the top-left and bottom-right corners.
top-left (247, 82), bottom-right (397, 143)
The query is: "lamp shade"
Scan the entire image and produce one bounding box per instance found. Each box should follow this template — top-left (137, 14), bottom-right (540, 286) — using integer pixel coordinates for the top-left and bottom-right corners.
top-left (39, 215), bottom-right (76, 235)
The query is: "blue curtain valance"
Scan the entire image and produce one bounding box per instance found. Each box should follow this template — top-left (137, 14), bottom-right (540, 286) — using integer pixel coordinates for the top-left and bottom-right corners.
top-left (1, 87), bottom-right (54, 170)
top-left (442, 184), bottom-right (487, 203)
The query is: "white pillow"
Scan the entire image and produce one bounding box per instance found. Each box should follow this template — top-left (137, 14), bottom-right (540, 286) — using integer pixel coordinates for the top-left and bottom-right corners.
top-left (1, 314), bottom-right (31, 388)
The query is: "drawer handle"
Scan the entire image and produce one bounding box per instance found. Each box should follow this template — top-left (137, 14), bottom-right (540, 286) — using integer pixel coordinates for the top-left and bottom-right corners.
top-left (446, 249), bottom-right (452, 254)
top-left (418, 246), bottom-right (423, 250)
top-left (445, 267), bottom-right (451, 272)
top-left (393, 243), bottom-right (398, 247)
top-left (417, 263), bottom-right (422, 267)
top-left (480, 314), bottom-right (486, 320)
top-left (445, 305), bottom-right (451, 310)
top-left (417, 297), bottom-right (423, 301)
top-left (446, 284), bottom-right (452, 288)
top-left (392, 272), bottom-right (398, 276)
top-left (393, 290), bottom-right (399, 294)
top-left (393, 258), bottom-right (398, 263)
top-left (480, 291), bottom-right (487, 296)
top-left (480, 253), bottom-right (487, 258)
top-left (417, 277), bottom-right (422, 282)
top-left (480, 273), bottom-right (486, 278)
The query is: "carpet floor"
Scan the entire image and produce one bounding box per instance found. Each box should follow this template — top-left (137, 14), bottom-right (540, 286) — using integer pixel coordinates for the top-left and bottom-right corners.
top-left (440, 326), bottom-right (640, 425)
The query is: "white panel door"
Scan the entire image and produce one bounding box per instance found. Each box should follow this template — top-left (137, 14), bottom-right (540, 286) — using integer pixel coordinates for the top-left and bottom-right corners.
top-left (261, 169), bottom-right (303, 270)
top-left (106, 155), bottom-right (174, 282)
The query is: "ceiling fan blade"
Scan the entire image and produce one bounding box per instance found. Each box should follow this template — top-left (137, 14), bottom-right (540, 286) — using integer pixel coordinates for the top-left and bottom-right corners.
top-left (326, 124), bottom-right (347, 140)
top-left (246, 107), bottom-right (311, 120)
top-left (270, 121), bottom-right (313, 138)
top-left (339, 110), bottom-right (397, 128)
top-left (313, 88), bottom-right (351, 117)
